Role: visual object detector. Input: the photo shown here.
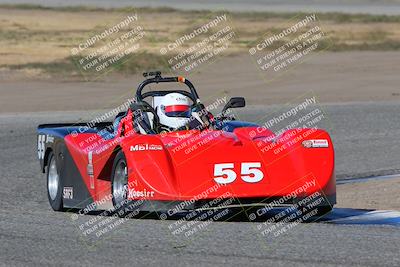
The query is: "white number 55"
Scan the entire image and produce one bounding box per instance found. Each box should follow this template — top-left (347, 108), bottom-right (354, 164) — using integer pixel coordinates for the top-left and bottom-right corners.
top-left (213, 162), bottom-right (264, 184)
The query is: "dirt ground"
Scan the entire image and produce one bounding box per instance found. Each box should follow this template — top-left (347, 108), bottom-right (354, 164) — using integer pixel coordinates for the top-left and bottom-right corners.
top-left (1, 7), bottom-right (400, 67)
top-left (1, 51), bottom-right (400, 113)
top-left (337, 179), bottom-right (400, 210)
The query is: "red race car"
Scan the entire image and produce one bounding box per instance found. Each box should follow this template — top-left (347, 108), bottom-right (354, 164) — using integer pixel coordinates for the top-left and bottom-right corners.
top-left (37, 72), bottom-right (335, 219)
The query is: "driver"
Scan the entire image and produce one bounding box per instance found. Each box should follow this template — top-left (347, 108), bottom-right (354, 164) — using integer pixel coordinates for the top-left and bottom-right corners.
top-left (156, 93), bottom-right (192, 132)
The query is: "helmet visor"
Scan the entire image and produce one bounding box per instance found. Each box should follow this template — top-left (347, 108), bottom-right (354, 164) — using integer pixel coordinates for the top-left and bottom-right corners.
top-left (164, 105), bottom-right (191, 118)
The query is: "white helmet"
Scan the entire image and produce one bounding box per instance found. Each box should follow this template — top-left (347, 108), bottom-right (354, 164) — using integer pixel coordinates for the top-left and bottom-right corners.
top-left (156, 93), bottom-right (192, 129)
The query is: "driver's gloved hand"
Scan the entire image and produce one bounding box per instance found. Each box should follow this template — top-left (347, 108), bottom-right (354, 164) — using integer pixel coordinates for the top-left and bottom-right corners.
top-left (188, 118), bottom-right (205, 131)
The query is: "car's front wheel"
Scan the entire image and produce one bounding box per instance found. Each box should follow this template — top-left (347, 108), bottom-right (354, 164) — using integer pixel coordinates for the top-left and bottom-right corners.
top-left (47, 151), bottom-right (64, 211)
top-left (315, 205), bottom-right (333, 217)
top-left (111, 150), bottom-right (128, 210)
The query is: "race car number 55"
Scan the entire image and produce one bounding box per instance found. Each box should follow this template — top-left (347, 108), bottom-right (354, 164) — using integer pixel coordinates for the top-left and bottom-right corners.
top-left (213, 162), bottom-right (264, 184)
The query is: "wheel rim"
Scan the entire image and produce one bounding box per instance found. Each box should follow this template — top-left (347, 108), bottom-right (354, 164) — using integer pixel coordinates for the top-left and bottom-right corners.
top-left (48, 156), bottom-right (59, 201)
top-left (113, 160), bottom-right (128, 205)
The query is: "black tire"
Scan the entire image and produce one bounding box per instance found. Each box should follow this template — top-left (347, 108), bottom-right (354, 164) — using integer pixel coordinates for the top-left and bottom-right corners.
top-left (111, 150), bottom-right (128, 210)
top-left (111, 150), bottom-right (144, 218)
top-left (47, 151), bottom-right (64, 211)
top-left (315, 205), bottom-right (333, 217)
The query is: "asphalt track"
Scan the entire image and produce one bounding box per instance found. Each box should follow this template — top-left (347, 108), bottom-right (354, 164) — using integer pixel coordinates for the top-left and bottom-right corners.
top-left (1, 102), bottom-right (400, 266)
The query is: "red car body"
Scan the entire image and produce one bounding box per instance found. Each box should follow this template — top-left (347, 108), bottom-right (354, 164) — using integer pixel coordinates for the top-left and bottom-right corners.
top-left (38, 73), bottom-right (335, 217)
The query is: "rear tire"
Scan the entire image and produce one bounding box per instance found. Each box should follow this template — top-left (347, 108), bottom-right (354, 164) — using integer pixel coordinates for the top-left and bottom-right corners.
top-left (47, 151), bottom-right (64, 211)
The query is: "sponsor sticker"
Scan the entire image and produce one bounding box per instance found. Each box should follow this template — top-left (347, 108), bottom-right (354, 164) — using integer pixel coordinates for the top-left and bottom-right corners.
top-left (46, 135), bottom-right (54, 143)
top-left (37, 135), bottom-right (46, 159)
top-left (128, 188), bottom-right (155, 198)
top-left (37, 134), bottom-right (55, 159)
top-left (130, 144), bottom-right (163, 152)
top-left (302, 139), bottom-right (329, 148)
top-left (87, 151), bottom-right (95, 189)
top-left (63, 187), bottom-right (73, 199)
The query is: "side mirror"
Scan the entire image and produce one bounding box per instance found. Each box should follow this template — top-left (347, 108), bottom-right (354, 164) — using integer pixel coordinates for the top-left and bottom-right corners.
top-left (221, 97), bottom-right (246, 114)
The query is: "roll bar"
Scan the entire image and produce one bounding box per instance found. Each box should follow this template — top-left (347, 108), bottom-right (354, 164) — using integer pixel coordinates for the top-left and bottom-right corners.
top-left (136, 72), bottom-right (200, 102)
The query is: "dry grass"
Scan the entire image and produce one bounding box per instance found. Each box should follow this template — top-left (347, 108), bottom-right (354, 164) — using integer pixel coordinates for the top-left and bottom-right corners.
top-left (1, 5), bottom-right (400, 78)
